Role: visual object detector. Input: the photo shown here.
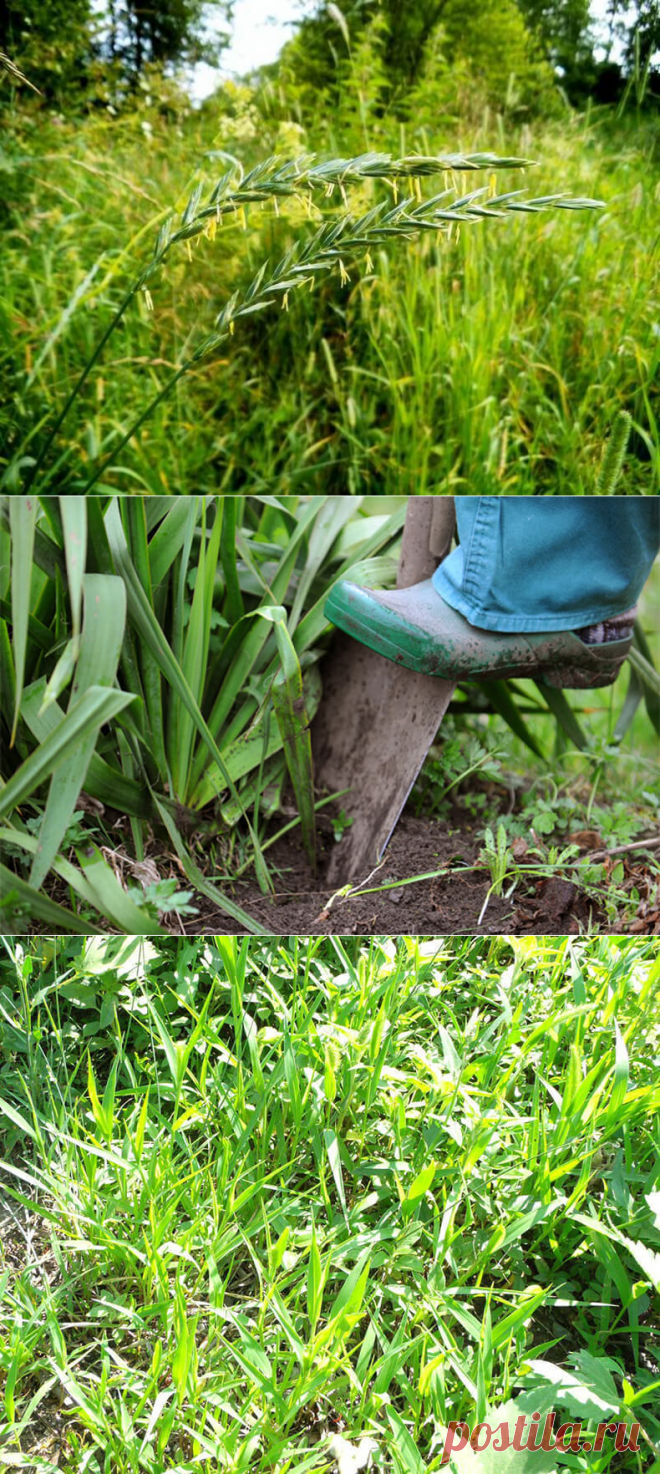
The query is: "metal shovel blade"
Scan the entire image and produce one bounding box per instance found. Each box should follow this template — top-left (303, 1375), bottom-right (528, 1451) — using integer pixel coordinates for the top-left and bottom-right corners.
top-left (312, 496), bottom-right (456, 886)
top-left (313, 637), bottom-right (455, 884)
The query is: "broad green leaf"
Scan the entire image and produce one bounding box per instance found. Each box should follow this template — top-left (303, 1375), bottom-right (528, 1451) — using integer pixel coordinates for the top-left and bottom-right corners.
top-left (148, 498), bottom-right (201, 588)
top-left (191, 664), bottom-right (322, 810)
top-left (189, 496), bottom-right (322, 790)
top-left (402, 1161), bottom-right (437, 1216)
top-left (124, 497), bottom-right (167, 778)
top-left (271, 619), bottom-right (316, 860)
top-left (517, 1354), bottom-right (620, 1419)
top-left (220, 493), bottom-right (244, 624)
top-left (288, 494), bottom-right (359, 633)
top-left (38, 636), bottom-right (80, 713)
top-left (442, 1399), bottom-right (564, 1474)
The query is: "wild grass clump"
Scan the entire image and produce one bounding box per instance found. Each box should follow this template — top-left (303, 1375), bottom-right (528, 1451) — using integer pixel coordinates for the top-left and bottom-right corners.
top-left (0, 934), bottom-right (658, 1473)
top-left (1, 83), bottom-right (657, 494)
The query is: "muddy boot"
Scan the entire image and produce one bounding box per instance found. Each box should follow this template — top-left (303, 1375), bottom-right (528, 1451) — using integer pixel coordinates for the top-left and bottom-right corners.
top-left (324, 580), bottom-right (636, 689)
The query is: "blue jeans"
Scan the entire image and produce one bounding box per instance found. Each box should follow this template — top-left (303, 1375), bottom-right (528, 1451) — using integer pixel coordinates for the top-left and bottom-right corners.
top-left (432, 496), bottom-right (660, 632)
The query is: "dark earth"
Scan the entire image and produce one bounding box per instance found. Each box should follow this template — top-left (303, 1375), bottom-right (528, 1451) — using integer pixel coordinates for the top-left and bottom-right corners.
top-left (185, 802), bottom-right (624, 936)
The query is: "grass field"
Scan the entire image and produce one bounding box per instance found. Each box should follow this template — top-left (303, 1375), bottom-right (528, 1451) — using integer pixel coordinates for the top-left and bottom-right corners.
top-left (0, 934), bottom-right (658, 1473)
top-left (1, 89), bottom-right (658, 495)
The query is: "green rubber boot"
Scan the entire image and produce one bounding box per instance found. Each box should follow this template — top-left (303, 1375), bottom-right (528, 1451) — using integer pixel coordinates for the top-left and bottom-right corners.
top-left (324, 580), bottom-right (634, 688)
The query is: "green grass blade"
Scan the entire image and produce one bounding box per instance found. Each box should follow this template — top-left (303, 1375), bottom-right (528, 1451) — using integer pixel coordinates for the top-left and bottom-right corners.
top-left (0, 618), bottom-right (16, 725)
top-left (189, 498), bottom-right (324, 790)
top-left (262, 607), bottom-right (316, 871)
top-left (9, 496), bottom-right (37, 745)
top-left (29, 574), bottom-right (128, 890)
top-left (629, 621), bottom-right (660, 735)
top-left (0, 685), bottom-right (135, 820)
top-left (536, 681), bottom-right (588, 751)
top-left (20, 679), bottom-right (150, 818)
top-left (0, 862), bottom-right (97, 934)
top-left (476, 678), bottom-right (547, 760)
top-left (178, 500), bottom-right (223, 797)
top-left (103, 502), bottom-right (267, 864)
top-left (613, 666), bottom-right (644, 743)
top-left (220, 494), bottom-right (244, 624)
top-left (59, 496), bottom-right (87, 639)
top-left (124, 498), bottom-right (168, 778)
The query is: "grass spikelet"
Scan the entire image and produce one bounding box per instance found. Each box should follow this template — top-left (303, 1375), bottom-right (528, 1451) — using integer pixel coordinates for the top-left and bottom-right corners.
top-left (596, 410), bottom-right (633, 495)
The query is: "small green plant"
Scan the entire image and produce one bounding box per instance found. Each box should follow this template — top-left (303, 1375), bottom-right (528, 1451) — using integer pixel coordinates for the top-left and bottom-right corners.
top-left (332, 807), bottom-right (354, 843)
top-left (478, 820), bottom-right (517, 921)
top-left (413, 725), bottom-right (509, 818)
top-left (125, 877), bottom-right (198, 921)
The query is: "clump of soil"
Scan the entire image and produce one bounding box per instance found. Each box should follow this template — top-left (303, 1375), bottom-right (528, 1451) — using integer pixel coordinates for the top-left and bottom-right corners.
top-left (188, 803), bottom-right (608, 936)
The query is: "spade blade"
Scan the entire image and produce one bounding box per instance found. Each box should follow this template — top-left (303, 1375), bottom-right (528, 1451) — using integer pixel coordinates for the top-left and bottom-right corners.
top-left (313, 633), bottom-right (455, 884)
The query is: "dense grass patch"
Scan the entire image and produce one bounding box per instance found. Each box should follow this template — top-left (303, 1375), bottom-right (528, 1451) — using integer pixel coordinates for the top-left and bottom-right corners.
top-left (1, 89), bottom-right (658, 494)
top-left (0, 934), bottom-right (658, 1472)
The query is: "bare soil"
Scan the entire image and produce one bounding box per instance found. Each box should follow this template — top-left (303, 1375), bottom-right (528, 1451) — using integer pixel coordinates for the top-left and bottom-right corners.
top-left (187, 803), bottom-right (612, 936)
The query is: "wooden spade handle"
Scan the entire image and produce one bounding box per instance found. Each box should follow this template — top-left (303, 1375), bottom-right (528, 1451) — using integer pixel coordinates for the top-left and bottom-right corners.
top-left (396, 495), bottom-right (455, 587)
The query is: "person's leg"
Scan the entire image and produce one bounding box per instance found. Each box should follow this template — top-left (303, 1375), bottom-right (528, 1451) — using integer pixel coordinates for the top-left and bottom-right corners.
top-left (433, 496), bottom-right (659, 632)
top-left (324, 496), bottom-right (659, 687)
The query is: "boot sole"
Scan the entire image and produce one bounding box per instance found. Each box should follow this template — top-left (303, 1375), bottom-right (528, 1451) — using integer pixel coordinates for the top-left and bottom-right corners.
top-left (325, 586), bottom-right (630, 689)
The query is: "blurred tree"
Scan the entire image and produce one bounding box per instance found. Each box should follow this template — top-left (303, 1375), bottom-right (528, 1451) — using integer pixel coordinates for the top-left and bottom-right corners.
top-left (0, 0), bottom-right (232, 103)
top-left (107, 1), bottom-right (232, 79)
top-left (516, 0), bottom-right (594, 95)
top-left (277, 0), bottom-right (559, 118)
top-left (0, 0), bottom-right (92, 100)
top-left (609, 0), bottom-right (660, 86)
